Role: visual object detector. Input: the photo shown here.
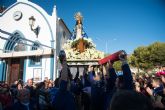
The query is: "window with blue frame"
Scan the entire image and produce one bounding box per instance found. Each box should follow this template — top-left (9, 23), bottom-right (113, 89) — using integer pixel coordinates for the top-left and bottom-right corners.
top-left (29, 43), bottom-right (42, 66)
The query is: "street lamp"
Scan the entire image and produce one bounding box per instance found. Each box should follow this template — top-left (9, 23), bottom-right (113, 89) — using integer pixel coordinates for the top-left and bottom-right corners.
top-left (29, 16), bottom-right (40, 38)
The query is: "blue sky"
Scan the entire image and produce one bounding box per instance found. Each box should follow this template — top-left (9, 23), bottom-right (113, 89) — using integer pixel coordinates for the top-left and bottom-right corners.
top-left (1, 0), bottom-right (165, 54)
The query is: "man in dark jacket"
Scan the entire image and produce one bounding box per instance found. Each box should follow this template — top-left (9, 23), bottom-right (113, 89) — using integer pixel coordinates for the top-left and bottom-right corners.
top-left (25, 79), bottom-right (35, 98)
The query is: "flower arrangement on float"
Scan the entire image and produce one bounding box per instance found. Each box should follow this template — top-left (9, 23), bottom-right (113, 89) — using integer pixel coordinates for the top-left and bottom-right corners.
top-left (63, 38), bottom-right (104, 60)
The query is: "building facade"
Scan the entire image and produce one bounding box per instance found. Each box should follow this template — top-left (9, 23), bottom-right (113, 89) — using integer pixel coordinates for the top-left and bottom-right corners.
top-left (0, 0), bottom-right (71, 83)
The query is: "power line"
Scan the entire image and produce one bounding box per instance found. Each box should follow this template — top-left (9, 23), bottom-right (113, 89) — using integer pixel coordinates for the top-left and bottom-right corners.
top-left (0, 35), bottom-right (40, 51)
top-left (0, 29), bottom-right (55, 50)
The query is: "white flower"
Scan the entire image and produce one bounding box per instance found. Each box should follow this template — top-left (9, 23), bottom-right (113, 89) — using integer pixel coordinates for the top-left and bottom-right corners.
top-left (87, 38), bottom-right (92, 42)
top-left (63, 36), bottom-right (105, 60)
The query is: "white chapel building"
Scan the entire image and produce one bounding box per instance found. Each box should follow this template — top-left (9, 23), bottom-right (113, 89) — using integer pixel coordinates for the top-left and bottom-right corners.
top-left (0, 0), bottom-right (71, 83)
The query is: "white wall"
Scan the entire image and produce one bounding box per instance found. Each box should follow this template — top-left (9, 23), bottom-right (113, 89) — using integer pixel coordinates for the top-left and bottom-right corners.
top-left (0, 2), bottom-right (55, 49)
top-left (0, 1), bottom-right (56, 82)
top-left (55, 19), bottom-right (71, 78)
top-left (0, 1), bottom-right (71, 81)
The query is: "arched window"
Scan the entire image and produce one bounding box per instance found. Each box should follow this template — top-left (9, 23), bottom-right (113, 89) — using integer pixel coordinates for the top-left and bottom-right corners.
top-left (14, 40), bottom-right (26, 51)
top-left (29, 42), bottom-right (42, 66)
top-left (4, 32), bottom-right (26, 52)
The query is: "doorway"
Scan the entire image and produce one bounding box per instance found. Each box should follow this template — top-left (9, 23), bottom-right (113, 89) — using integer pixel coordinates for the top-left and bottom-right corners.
top-left (9, 58), bottom-right (24, 84)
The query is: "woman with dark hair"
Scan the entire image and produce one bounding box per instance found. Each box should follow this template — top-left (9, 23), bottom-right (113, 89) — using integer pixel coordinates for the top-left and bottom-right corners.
top-left (16, 81), bottom-right (23, 90)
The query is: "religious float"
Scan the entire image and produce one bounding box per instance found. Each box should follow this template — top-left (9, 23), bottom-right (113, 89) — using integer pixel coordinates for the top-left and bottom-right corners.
top-left (62, 12), bottom-right (104, 73)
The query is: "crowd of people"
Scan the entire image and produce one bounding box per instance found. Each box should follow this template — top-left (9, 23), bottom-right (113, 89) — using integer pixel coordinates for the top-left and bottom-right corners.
top-left (0, 53), bottom-right (165, 110)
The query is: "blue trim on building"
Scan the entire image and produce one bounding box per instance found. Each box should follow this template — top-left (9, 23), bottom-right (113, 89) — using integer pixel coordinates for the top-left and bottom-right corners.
top-left (3, 31), bottom-right (27, 51)
top-left (28, 57), bottom-right (42, 67)
top-left (28, 41), bottom-right (42, 67)
top-left (2, 31), bottom-right (27, 82)
top-left (1, 62), bottom-right (4, 81)
top-left (0, 61), bottom-right (4, 81)
top-left (2, 62), bottom-right (6, 81)
top-left (23, 59), bottom-right (26, 82)
top-left (50, 55), bottom-right (54, 80)
top-left (11, 37), bottom-right (19, 50)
